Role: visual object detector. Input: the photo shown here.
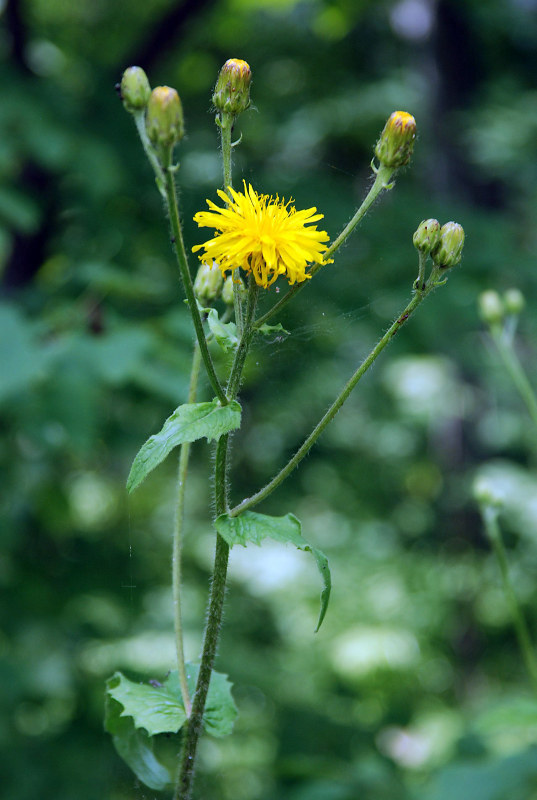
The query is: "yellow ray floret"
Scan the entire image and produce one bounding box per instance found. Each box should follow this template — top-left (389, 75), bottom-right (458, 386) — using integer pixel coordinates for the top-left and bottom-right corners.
top-left (192, 182), bottom-right (330, 289)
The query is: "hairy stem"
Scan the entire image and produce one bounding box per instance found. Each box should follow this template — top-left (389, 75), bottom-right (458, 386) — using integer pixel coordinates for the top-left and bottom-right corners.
top-left (231, 269), bottom-right (441, 517)
top-left (163, 167), bottom-right (227, 405)
top-left (219, 112), bottom-right (244, 337)
top-left (175, 533), bottom-right (229, 800)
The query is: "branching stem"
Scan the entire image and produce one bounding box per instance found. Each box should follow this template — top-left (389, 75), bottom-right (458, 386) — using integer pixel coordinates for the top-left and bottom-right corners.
top-left (231, 268), bottom-right (442, 517)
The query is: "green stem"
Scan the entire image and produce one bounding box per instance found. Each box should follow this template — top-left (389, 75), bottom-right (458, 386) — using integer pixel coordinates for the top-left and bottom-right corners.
top-left (172, 343), bottom-right (202, 717)
top-left (163, 167), bottom-right (227, 405)
top-left (227, 276), bottom-right (259, 398)
top-left (255, 164), bottom-right (394, 329)
top-left (133, 111), bottom-right (166, 197)
top-left (324, 164), bottom-right (394, 261)
top-left (490, 328), bottom-right (537, 431)
top-left (175, 533), bottom-right (230, 800)
top-left (482, 506), bottom-right (537, 692)
top-left (231, 270), bottom-right (439, 517)
top-left (176, 277), bottom-right (259, 799)
top-left (219, 112), bottom-right (244, 337)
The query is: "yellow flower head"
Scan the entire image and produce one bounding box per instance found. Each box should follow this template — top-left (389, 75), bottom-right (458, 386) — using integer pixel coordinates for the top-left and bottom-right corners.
top-left (192, 182), bottom-right (330, 289)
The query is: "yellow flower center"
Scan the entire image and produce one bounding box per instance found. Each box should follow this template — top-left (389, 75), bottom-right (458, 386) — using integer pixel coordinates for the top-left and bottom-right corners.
top-left (192, 182), bottom-right (330, 289)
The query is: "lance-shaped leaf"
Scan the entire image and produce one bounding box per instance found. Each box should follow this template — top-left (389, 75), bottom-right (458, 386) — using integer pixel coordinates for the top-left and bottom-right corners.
top-left (215, 511), bottom-right (331, 631)
top-left (127, 399), bottom-right (241, 492)
top-left (106, 666), bottom-right (237, 740)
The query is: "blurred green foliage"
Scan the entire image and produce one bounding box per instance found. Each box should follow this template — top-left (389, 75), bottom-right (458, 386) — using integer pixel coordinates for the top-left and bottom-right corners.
top-left (2, 0), bottom-right (537, 798)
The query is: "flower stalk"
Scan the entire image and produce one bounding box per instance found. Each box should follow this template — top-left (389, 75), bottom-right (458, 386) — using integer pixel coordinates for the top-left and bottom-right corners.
top-left (232, 266), bottom-right (446, 517)
top-left (163, 167), bottom-right (227, 406)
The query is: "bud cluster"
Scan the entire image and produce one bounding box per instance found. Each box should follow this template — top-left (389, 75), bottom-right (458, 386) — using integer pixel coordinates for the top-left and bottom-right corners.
top-left (413, 219), bottom-right (465, 270)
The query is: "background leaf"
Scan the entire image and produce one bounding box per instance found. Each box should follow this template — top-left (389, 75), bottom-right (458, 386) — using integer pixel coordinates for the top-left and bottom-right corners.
top-left (215, 511), bottom-right (331, 631)
top-left (127, 399), bottom-right (241, 492)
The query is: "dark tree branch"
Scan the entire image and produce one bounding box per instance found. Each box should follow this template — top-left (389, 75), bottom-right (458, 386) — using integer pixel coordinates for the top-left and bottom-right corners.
top-left (124, 0), bottom-right (218, 75)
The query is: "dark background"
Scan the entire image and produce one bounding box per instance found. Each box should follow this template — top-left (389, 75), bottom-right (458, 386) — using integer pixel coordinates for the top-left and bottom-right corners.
top-left (3, 0), bottom-right (537, 798)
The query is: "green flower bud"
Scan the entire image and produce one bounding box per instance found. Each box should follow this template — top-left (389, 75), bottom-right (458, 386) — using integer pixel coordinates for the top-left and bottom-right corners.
top-left (431, 222), bottom-right (465, 269)
top-left (375, 111), bottom-right (417, 169)
top-left (212, 58), bottom-right (252, 117)
top-left (503, 288), bottom-right (525, 316)
top-left (120, 66), bottom-right (151, 113)
top-left (194, 261), bottom-right (223, 304)
top-left (413, 218), bottom-right (441, 255)
top-left (146, 86), bottom-right (184, 152)
top-left (478, 290), bottom-right (504, 325)
top-left (222, 275), bottom-right (235, 306)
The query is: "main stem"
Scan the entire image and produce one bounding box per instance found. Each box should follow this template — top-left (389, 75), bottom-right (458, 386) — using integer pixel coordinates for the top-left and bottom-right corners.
top-left (164, 167), bottom-right (227, 405)
top-left (231, 275), bottom-right (436, 518)
top-left (176, 280), bottom-right (259, 800)
top-left (172, 343), bottom-right (203, 717)
top-left (483, 508), bottom-right (537, 692)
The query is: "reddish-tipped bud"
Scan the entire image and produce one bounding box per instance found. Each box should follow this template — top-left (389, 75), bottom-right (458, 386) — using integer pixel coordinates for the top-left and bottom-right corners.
top-left (413, 218), bottom-right (441, 255)
top-left (212, 58), bottom-right (252, 117)
top-left (431, 222), bottom-right (465, 269)
top-left (146, 86), bottom-right (184, 151)
top-left (194, 261), bottom-right (223, 303)
top-left (120, 66), bottom-right (151, 113)
top-left (375, 111), bottom-right (417, 169)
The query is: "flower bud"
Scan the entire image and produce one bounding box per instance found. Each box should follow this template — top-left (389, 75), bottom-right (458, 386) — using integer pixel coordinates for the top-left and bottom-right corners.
top-left (222, 275), bottom-right (235, 306)
top-left (194, 261), bottom-right (223, 304)
top-left (478, 290), bottom-right (504, 326)
top-left (146, 86), bottom-right (184, 151)
top-left (375, 111), bottom-right (417, 169)
top-left (120, 66), bottom-right (151, 113)
top-left (212, 58), bottom-right (252, 117)
top-left (503, 288), bottom-right (525, 316)
top-left (413, 218), bottom-right (441, 255)
top-left (431, 222), bottom-right (465, 269)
